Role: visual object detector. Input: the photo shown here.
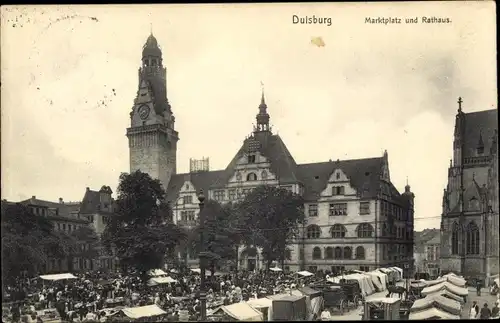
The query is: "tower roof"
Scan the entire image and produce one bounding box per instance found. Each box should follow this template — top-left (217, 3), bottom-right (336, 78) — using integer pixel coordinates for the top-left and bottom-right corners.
top-left (142, 33), bottom-right (162, 58)
top-left (255, 87), bottom-right (271, 133)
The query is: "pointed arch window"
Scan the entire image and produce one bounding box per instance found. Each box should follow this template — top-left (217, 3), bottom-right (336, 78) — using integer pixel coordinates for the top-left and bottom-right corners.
top-left (343, 247), bottom-right (352, 260)
top-left (312, 247), bottom-right (322, 260)
top-left (246, 173), bottom-right (258, 181)
top-left (334, 247), bottom-right (343, 259)
top-left (468, 197), bottom-right (479, 211)
top-left (451, 222), bottom-right (460, 255)
top-left (330, 224), bottom-right (347, 238)
top-left (325, 247), bottom-right (334, 259)
top-left (466, 222), bottom-right (480, 255)
top-left (355, 246), bottom-right (365, 260)
top-left (356, 223), bottom-right (374, 238)
top-left (307, 225), bottom-right (321, 239)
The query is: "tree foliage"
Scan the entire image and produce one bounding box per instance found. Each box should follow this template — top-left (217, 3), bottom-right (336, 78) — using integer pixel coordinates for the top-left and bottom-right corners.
top-left (189, 200), bottom-right (241, 274)
top-left (102, 170), bottom-right (185, 281)
top-left (1, 203), bottom-right (68, 283)
top-left (237, 185), bottom-right (305, 269)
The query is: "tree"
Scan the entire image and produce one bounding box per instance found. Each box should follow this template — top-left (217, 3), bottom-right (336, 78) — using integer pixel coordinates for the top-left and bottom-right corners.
top-left (237, 185), bottom-right (305, 269)
top-left (1, 203), bottom-right (66, 283)
top-left (66, 226), bottom-right (100, 272)
top-left (102, 170), bottom-right (185, 284)
top-left (189, 200), bottom-right (241, 276)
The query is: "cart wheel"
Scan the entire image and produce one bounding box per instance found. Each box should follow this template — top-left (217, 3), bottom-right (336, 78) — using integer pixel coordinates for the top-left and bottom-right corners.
top-left (353, 295), bottom-right (359, 309)
top-left (339, 300), bottom-right (344, 315)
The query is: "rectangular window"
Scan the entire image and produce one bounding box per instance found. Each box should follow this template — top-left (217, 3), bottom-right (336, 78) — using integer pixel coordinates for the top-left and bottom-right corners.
top-left (299, 249), bottom-right (304, 260)
top-left (332, 186), bottom-right (345, 196)
top-left (183, 195), bottom-right (193, 204)
top-left (329, 203), bottom-right (347, 216)
top-left (359, 202), bottom-right (370, 215)
top-left (214, 190), bottom-right (225, 201)
top-left (187, 211), bottom-right (195, 221)
top-left (181, 211), bottom-right (187, 222)
top-left (248, 155), bottom-right (256, 163)
top-left (228, 189), bottom-right (236, 200)
top-left (62, 223), bottom-right (66, 230)
top-left (308, 204), bottom-right (318, 217)
top-left (57, 223), bottom-right (61, 230)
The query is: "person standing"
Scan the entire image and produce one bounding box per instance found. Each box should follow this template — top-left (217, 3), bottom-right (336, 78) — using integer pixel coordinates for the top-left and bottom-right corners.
top-left (469, 301), bottom-right (479, 319)
top-left (480, 303), bottom-right (491, 319)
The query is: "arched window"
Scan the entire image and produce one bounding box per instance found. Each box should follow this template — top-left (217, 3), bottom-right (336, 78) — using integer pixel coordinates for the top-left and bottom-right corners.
top-left (334, 247), bottom-right (342, 259)
top-left (307, 225), bottom-right (321, 239)
top-left (246, 173), bottom-right (258, 181)
top-left (312, 247), bottom-right (322, 260)
top-left (468, 197), bottom-right (479, 210)
top-left (330, 224), bottom-right (347, 238)
top-left (343, 247), bottom-right (352, 260)
top-left (382, 223), bottom-right (388, 237)
top-left (325, 247), bottom-right (334, 259)
top-left (261, 170), bottom-right (268, 180)
top-left (355, 246), bottom-right (365, 259)
top-left (357, 223), bottom-right (374, 238)
top-left (466, 222), bottom-right (480, 255)
top-left (451, 222), bottom-right (460, 255)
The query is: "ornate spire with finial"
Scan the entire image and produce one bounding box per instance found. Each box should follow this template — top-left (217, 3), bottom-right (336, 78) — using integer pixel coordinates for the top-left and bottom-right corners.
top-left (255, 82), bottom-right (271, 133)
top-left (457, 96), bottom-right (463, 113)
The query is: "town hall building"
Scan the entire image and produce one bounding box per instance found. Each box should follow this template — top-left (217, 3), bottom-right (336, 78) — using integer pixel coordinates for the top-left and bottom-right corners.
top-left (127, 33), bottom-right (415, 273)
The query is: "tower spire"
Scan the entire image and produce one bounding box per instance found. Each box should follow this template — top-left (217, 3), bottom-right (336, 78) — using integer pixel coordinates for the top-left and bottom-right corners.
top-left (150, 23), bottom-right (153, 35)
top-left (254, 82), bottom-right (271, 133)
top-left (457, 96), bottom-right (463, 113)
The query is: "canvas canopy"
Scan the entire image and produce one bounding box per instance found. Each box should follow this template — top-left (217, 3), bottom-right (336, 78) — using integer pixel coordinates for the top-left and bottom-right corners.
top-left (365, 271), bottom-right (386, 291)
top-left (269, 267), bottom-right (282, 272)
top-left (390, 267), bottom-right (403, 280)
top-left (298, 286), bottom-right (322, 299)
top-left (331, 273), bottom-right (375, 296)
top-left (494, 278), bottom-right (500, 286)
top-left (409, 307), bottom-right (460, 320)
top-left (421, 282), bottom-right (468, 297)
top-left (442, 274), bottom-right (466, 287)
top-left (246, 298), bottom-right (273, 321)
top-left (425, 290), bottom-right (465, 304)
top-left (411, 295), bottom-right (462, 316)
top-left (120, 305), bottom-right (166, 319)
top-left (297, 271), bottom-right (314, 277)
top-left (370, 270), bottom-right (388, 289)
top-left (214, 303), bottom-right (263, 321)
top-left (421, 278), bottom-right (447, 287)
top-left (297, 287), bottom-right (323, 320)
top-left (39, 273), bottom-right (77, 281)
top-left (147, 276), bottom-right (178, 286)
top-left (148, 269), bottom-right (167, 277)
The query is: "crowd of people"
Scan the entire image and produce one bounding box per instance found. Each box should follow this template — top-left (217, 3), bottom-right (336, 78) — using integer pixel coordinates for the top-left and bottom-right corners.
top-left (2, 267), bottom-right (318, 322)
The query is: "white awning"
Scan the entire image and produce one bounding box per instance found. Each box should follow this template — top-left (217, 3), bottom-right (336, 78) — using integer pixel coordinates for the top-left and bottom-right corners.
top-left (270, 267), bottom-right (283, 272)
top-left (147, 276), bottom-right (178, 286)
top-left (39, 273), bottom-right (77, 281)
top-left (120, 305), bottom-right (166, 319)
top-left (148, 269), bottom-right (167, 277)
top-left (297, 271), bottom-right (314, 277)
top-left (214, 303), bottom-right (263, 321)
top-left (409, 307), bottom-right (460, 320)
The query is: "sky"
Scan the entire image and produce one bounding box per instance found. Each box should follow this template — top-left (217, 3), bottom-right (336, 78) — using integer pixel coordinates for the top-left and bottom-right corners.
top-left (1, 2), bottom-right (497, 230)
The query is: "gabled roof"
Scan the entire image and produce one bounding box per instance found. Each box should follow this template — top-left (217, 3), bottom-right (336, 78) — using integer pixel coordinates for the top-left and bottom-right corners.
top-left (166, 170), bottom-right (227, 203)
top-left (297, 157), bottom-right (384, 201)
top-left (462, 109), bottom-right (497, 158)
top-left (19, 197), bottom-right (81, 215)
top-left (79, 189), bottom-right (101, 214)
top-left (217, 134), bottom-right (299, 187)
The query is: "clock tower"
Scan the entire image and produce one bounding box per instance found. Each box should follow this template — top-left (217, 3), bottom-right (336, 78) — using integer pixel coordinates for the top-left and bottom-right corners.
top-left (126, 33), bottom-right (179, 191)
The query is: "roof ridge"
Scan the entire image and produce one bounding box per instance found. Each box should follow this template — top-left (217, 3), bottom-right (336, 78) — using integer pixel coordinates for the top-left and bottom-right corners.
top-left (464, 108), bottom-right (497, 116)
top-left (298, 156), bottom-right (383, 167)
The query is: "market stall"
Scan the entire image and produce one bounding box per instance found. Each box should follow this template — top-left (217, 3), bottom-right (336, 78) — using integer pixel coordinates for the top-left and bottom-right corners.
top-left (246, 297), bottom-right (273, 321)
top-left (147, 276), bottom-right (177, 287)
top-left (408, 307), bottom-right (460, 320)
top-left (410, 295), bottom-right (462, 316)
top-left (297, 286), bottom-right (323, 320)
top-left (425, 290), bottom-right (465, 305)
top-left (118, 304), bottom-right (167, 321)
top-left (271, 294), bottom-right (307, 321)
top-left (39, 273), bottom-right (78, 281)
top-left (212, 302), bottom-right (263, 321)
top-left (147, 269), bottom-right (168, 277)
top-left (421, 282), bottom-right (468, 298)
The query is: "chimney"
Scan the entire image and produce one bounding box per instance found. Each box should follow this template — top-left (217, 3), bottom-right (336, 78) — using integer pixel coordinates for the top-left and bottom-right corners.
top-left (32, 195), bottom-right (36, 199)
top-left (86, 187), bottom-right (90, 191)
top-left (59, 198), bottom-right (64, 204)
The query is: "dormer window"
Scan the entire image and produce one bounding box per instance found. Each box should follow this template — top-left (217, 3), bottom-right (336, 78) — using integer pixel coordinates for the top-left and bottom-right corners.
top-left (247, 173), bottom-right (258, 181)
top-left (248, 155), bottom-right (256, 163)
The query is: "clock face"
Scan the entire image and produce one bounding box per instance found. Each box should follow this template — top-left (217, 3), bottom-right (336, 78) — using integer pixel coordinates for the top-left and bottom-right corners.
top-left (138, 105), bottom-right (150, 120)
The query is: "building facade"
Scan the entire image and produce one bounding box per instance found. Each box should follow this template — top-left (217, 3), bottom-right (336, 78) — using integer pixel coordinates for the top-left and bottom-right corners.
top-left (5, 185), bottom-right (119, 274)
top-left (414, 229), bottom-right (441, 278)
top-left (127, 33), bottom-right (415, 274)
top-left (440, 98), bottom-right (499, 278)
